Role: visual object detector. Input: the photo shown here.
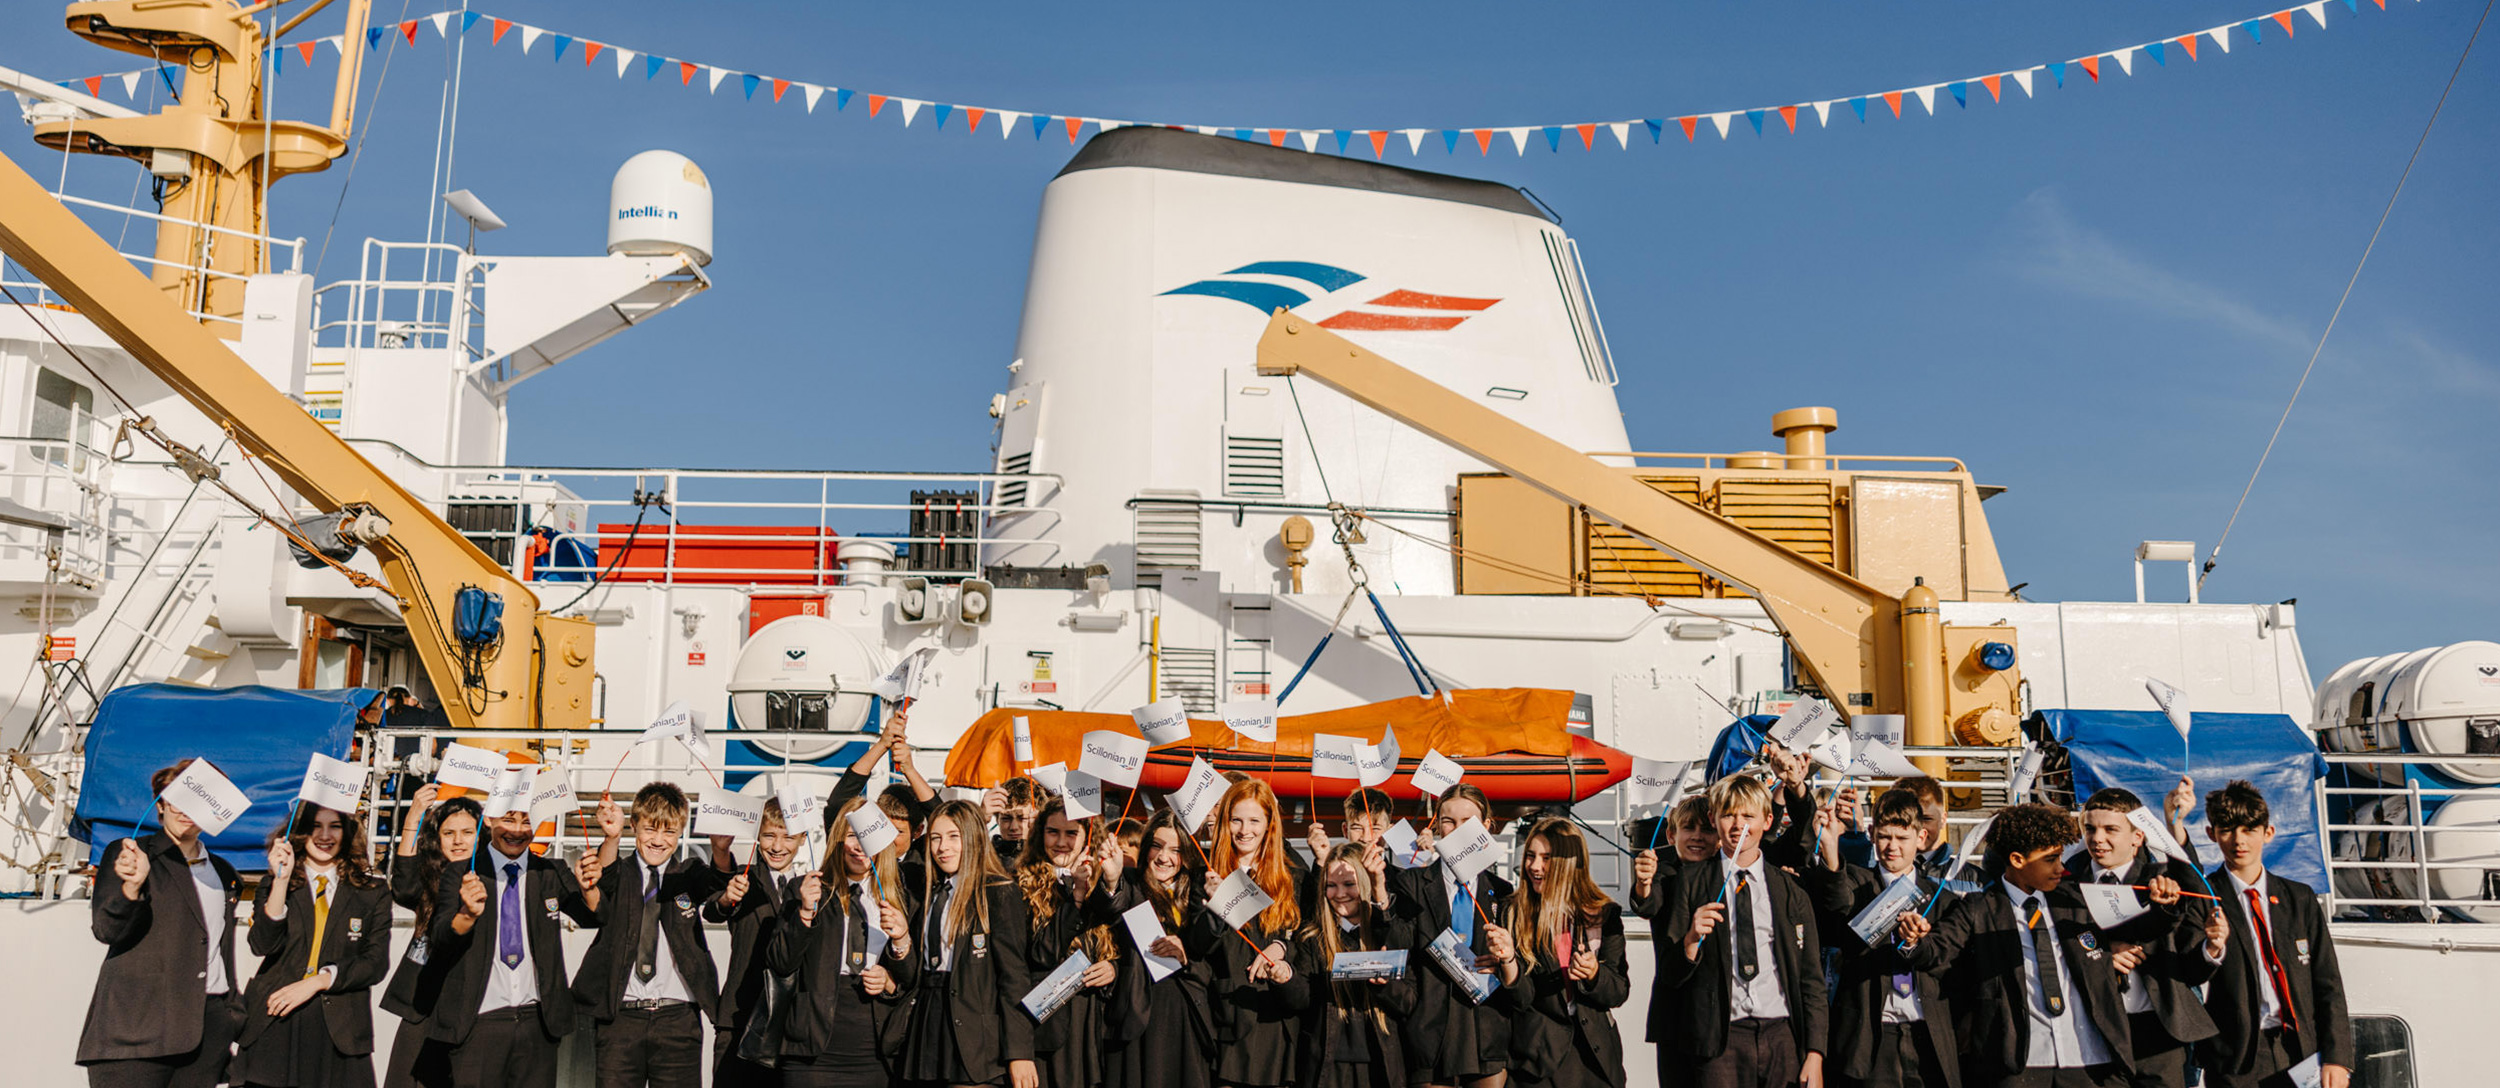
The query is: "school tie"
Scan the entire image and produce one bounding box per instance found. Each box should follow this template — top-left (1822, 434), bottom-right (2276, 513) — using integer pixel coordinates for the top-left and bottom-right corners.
top-left (303, 876), bottom-right (329, 977)
top-left (2246, 887), bottom-right (2301, 1032)
top-left (1452, 877), bottom-right (1477, 953)
top-left (498, 863), bottom-right (523, 968)
top-left (846, 883), bottom-right (873, 975)
top-left (634, 864), bottom-right (662, 983)
top-left (2026, 897), bottom-right (2064, 1016)
top-left (1732, 871), bottom-right (1759, 981)
top-left (926, 877), bottom-right (951, 969)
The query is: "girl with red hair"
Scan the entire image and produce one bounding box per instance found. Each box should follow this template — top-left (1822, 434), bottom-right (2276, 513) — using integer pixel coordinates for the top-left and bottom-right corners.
top-left (1194, 778), bottom-right (1312, 1088)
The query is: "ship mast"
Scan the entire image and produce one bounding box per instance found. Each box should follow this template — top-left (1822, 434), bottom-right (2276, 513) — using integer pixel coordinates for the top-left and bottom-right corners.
top-left (30, 0), bottom-right (369, 323)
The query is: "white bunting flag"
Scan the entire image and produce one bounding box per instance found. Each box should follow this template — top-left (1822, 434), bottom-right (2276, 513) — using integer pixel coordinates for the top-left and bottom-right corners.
top-left (615, 48), bottom-right (636, 78)
top-left (1299, 131), bottom-right (1322, 153)
top-left (1849, 737), bottom-right (1922, 779)
top-left (1220, 698), bottom-right (1278, 743)
top-left (296, 753), bottom-right (366, 815)
top-left (1063, 770), bottom-right (1104, 819)
top-left (1625, 758), bottom-right (1685, 808)
top-left (1710, 112), bottom-right (1734, 139)
top-left (1609, 121), bottom-right (1631, 148)
top-left (1766, 697), bottom-right (1842, 753)
top-left (429, 12), bottom-right (451, 37)
top-left (694, 791), bottom-right (765, 838)
top-left (1012, 716), bottom-right (1035, 763)
top-left (2209, 27), bottom-right (2233, 54)
top-left (161, 759), bottom-right (251, 835)
top-left (2112, 47), bottom-right (2137, 77)
top-left (1211, 869), bottom-right (1275, 929)
top-left (1811, 100), bottom-right (1832, 126)
top-left (708, 67), bottom-right (732, 94)
top-left (2129, 806), bottom-right (2195, 866)
top-left (519, 26), bottom-right (542, 54)
top-left (802, 83), bottom-right (823, 112)
top-left (1911, 85), bottom-right (1937, 115)
top-left (1408, 128), bottom-right (1429, 154)
top-left (1410, 750), bottom-right (1466, 799)
top-left (1170, 756), bottom-right (1228, 832)
top-left (1132, 700), bottom-right (1194, 747)
top-left (485, 765), bottom-right (534, 818)
top-left (1436, 817), bottom-right (1500, 883)
top-left (1028, 761), bottom-right (1068, 796)
top-left (1000, 111), bottom-right (1024, 138)
top-left (845, 802), bottom-right (900, 859)
top-left (1076, 730), bottom-right (1148, 788)
top-left (2305, 1), bottom-right (2328, 28)
top-left (775, 778), bottom-right (826, 836)
top-left (1311, 734), bottom-right (1363, 781)
top-left (121, 70), bottom-right (141, 99)
top-left (2013, 68), bottom-right (2037, 96)
top-left (529, 764), bottom-right (576, 826)
top-left (899, 99), bottom-right (923, 126)
top-left (435, 742), bottom-right (503, 792)
top-left (2145, 677), bottom-right (2192, 740)
top-left (1507, 127), bottom-right (1532, 155)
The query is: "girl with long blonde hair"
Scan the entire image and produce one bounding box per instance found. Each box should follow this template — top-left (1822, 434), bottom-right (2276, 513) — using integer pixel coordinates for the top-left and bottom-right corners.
top-left (1388, 782), bottom-right (1518, 1088)
top-left (771, 795), bottom-right (918, 1087)
top-left (1196, 778), bottom-right (1310, 1088)
top-left (900, 800), bottom-right (1038, 1088)
top-left (1297, 843), bottom-right (1415, 1088)
top-left (1505, 819), bottom-right (1627, 1088)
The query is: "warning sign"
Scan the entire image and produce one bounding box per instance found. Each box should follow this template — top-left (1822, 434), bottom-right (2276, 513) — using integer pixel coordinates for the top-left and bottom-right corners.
top-left (44, 636), bottom-right (74, 662)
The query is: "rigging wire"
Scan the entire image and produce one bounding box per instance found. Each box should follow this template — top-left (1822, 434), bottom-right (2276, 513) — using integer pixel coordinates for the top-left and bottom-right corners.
top-left (314, 0), bottom-right (417, 281)
top-left (2200, 0), bottom-right (2492, 591)
top-left (1284, 375), bottom-right (1336, 508)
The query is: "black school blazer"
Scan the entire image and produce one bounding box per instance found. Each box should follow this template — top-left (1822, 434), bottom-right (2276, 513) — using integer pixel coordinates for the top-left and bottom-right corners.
top-left (424, 850), bottom-right (601, 1044)
top-left (239, 872), bottom-right (397, 1055)
top-left (1508, 901), bottom-right (1632, 1086)
top-left (1653, 856), bottom-right (1829, 1061)
top-left (1803, 864), bottom-right (1961, 1088)
top-left (2197, 869), bottom-right (2353, 1077)
top-left (78, 834), bottom-right (242, 1063)
top-left (768, 880), bottom-right (922, 1061)
top-left (2063, 852), bottom-right (2221, 1049)
top-left (1905, 882), bottom-right (2133, 1084)
top-left (574, 855), bottom-right (732, 1022)
top-left (912, 876), bottom-right (1037, 1074)
top-left (380, 857), bottom-right (453, 1022)
top-left (705, 863), bottom-right (802, 1033)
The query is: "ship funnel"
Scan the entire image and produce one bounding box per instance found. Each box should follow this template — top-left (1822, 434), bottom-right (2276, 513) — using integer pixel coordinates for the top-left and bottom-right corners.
top-left (1771, 406), bottom-right (1838, 470)
top-left (608, 150), bottom-right (714, 266)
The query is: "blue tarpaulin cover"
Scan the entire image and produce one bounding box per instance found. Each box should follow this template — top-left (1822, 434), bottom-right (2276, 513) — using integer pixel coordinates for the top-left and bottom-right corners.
top-left (1704, 714), bottom-right (1780, 782)
top-left (74, 684), bottom-right (375, 869)
top-left (2033, 709), bottom-right (2328, 893)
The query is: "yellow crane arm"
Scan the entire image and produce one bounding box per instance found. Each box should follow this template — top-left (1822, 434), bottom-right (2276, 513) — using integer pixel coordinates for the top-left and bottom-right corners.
top-left (0, 148), bottom-right (544, 730)
top-left (1254, 310), bottom-right (1918, 722)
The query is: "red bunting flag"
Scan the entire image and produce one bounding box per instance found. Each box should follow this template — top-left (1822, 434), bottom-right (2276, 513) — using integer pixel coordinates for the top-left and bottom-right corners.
top-left (1473, 128), bottom-right (1493, 154)
top-left (1065, 115), bottom-right (1084, 143)
top-left (771, 78), bottom-right (788, 102)
top-left (1678, 116), bottom-right (1697, 141)
top-left (1369, 130), bottom-right (1388, 157)
top-left (1575, 123), bottom-right (1596, 148)
top-left (2079, 55), bottom-right (2101, 82)
top-left (298, 42), bottom-right (316, 67)
top-left (1882, 91), bottom-right (1903, 118)
top-left (83, 76), bottom-right (101, 97)
top-left (2273, 10), bottom-right (2296, 36)
top-left (868, 94), bottom-right (887, 117)
top-left (1981, 74), bottom-right (2003, 101)
top-left (400, 20), bottom-right (418, 44)
top-left (965, 107), bottom-right (986, 133)
top-left (490, 19), bottom-right (510, 44)
top-left (584, 42), bottom-right (604, 65)
top-left (679, 61), bottom-right (697, 85)
top-left (1266, 129), bottom-right (1285, 147)
top-left (1777, 106), bottom-right (1796, 133)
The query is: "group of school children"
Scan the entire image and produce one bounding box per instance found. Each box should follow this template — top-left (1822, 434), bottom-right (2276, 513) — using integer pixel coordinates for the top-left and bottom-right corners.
top-left (78, 728), bottom-right (2350, 1088)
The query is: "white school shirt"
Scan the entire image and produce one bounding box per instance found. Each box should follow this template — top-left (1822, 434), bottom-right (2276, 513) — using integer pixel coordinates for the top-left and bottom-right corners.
top-left (2086, 862), bottom-right (2155, 1015)
top-left (842, 878), bottom-right (892, 973)
top-left (480, 846), bottom-right (541, 1012)
top-left (2001, 880), bottom-right (2115, 1069)
top-left (924, 874), bottom-right (962, 972)
top-left (1877, 868), bottom-right (1923, 1023)
top-left (186, 851), bottom-right (229, 995)
top-left (1723, 855), bottom-right (1789, 1022)
top-left (622, 861), bottom-right (697, 1004)
top-left (2225, 869), bottom-right (2283, 1030)
top-left (301, 863), bottom-right (342, 985)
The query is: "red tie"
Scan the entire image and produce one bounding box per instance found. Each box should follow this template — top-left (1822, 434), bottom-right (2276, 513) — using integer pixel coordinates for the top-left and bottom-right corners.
top-left (2245, 887), bottom-right (2300, 1032)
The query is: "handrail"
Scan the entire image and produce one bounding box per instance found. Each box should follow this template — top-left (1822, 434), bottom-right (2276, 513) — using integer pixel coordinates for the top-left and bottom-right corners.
top-left (1587, 451), bottom-right (1974, 473)
top-left (54, 193), bottom-right (305, 268)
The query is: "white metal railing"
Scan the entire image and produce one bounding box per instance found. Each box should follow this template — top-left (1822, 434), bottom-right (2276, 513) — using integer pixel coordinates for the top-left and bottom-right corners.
top-left (0, 193), bottom-right (305, 328)
top-left (311, 239), bottom-right (486, 358)
top-left (2316, 752), bottom-right (2500, 922)
top-left (0, 417), bottom-right (113, 588)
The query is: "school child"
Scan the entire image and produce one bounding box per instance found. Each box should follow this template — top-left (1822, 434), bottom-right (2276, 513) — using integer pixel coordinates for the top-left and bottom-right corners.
top-left (770, 796), bottom-right (920, 1088)
top-left (230, 805), bottom-right (396, 1088)
top-left (425, 793), bottom-right (606, 1088)
top-left (706, 798), bottom-right (808, 1088)
top-left (382, 794), bottom-right (484, 1088)
top-left (1304, 787), bottom-right (1398, 864)
top-left (81, 759), bottom-right (246, 1088)
top-left (2066, 789), bottom-right (2225, 1088)
top-left (1018, 809), bottom-right (1120, 1088)
top-left (1507, 820), bottom-right (1629, 1088)
top-left (576, 784), bottom-right (742, 1088)
top-left (1298, 842), bottom-right (1416, 1088)
top-left (1835, 778), bottom-right (1952, 877)
top-left (1803, 790), bottom-right (1959, 1088)
top-left (1196, 777), bottom-right (1314, 1088)
top-left (900, 799), bottom-right (1038, 1088)
top-left (1653, 773), bottom-right (1829, 1088)
top-left (2195, 781), bottom-right (2352, 1088)
top-left (1386, 782), bottom-right (1516, 1088)
top-left (1099, 809), bottom-right (1216, 1088)
top-left (1897, 803), bottom-right (2132, 1088)
top-left (991, 777), bottom-right (1049, 863)
top-left (1109, 818), bottom-right (1146, 869)
top-left (830, 727), bottom-right (942, 876)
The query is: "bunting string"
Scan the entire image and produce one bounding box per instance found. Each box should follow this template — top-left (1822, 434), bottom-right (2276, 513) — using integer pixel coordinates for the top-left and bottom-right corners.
top-left (44, 1), bottom-right (2415, 159)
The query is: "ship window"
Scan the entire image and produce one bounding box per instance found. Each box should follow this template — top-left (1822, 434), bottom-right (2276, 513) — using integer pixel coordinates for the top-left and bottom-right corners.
top-left (31, 368), bottom-right (94, 467)
top-left (2349, 1015), bottom-right (2415, 1087)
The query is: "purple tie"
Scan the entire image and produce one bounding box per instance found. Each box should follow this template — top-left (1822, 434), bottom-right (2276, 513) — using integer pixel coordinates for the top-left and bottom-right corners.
top-left (499, 863), bottom-right (524, 968)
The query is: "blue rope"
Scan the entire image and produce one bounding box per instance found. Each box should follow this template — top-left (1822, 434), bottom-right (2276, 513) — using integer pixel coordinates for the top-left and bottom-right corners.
top-left (1275, 630), bottom-right (1334, 708)
top-left (1366, 590), bottom-right (1438, 696)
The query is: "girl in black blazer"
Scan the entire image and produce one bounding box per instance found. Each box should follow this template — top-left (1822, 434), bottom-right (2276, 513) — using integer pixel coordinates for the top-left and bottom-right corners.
top-left (1506, 820), bottom-right (1629, 1088)
top-left (235, 805), bottom-right (397, 1088)
top-left (901, 799), bottom-right (1038, 1088)
top-left (1017, 810), bottom-right (1120, 1088)
top-left (772, 796), bottom-right (922, 1088)
top-left (79, 759), bottom-right (246, 1088)
top-left (1193, 778), bottom-right (1311, 1088)
top-left (1389, 783), bottom-right (1518, 1088)
top-left (1297, 842), bottom-right (1416, 1088)
top-left (380, 793), bottom-right (481, 1088)
top-left (1099, 810), bottom-right (1216, 1088)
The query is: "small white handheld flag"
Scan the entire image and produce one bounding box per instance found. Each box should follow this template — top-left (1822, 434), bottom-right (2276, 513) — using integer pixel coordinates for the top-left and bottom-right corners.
top-left (1625, 758), bottom-right (1685, 808)
top-left (1132, 701), bottom-right (1194, 747)
top-left (1311, 734), bottom-right (1363, 781)
top-left (1211, 868), bottom-right (1275, 929)
top-left (1169, 756), bottom-right (1228, 832)
top-left (1220, 698), bottom-right (1278, 743)
top-left (2007, 746), bottom-right (2046, 802)
top-left (1848, 738), bottom-right (1922, 779)
top-left (1410, 750), bottom-right (1466, 799)
top-left (528, 764), bottom-right (576, 825)
top-left (1436, 817), bottom-right (1500, 883)
top-left (2145, 677), bottom-right (2191, 740)
top-left (485, 766), bottom-right (534, 818)
top-left (844, 803), bottom-right (900, 858)
top-left (1356, 743), bottom-right (1396, 788)
top-left (434, 742), bottom-right (503, 792)
top-left (1076, 730), bottom-right (1148, 788)
top-left (1063, 770), bottom-right (1104, 819)
top-left (1766, 697), bottom-right (1841, 753)
top-left (694, 791), bottom-right (765, 838)
top-left (2128, 806), bottom-right (2195, 866)
top-left (1382, 819), bottom-right (1420, 864)
top-left (296, 753), bottom-right (366, 814)
top-left (1011, 716), bottom-right (1035, 763)
top-left (1028, 761), bottom-right (1069, 796)
top-left (161, 759), bottom-right (252, 836)
top-left (641, 700), bottom-right (695, 747)
top-left (775, 778), bottom-right (827, 836)
top-left (871, 648), bottom-right (937, 703)
top-left (1121, 901), bottom-right (1183, 981)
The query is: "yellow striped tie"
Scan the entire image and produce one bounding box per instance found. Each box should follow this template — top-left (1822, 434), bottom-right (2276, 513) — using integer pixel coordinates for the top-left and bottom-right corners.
top-left (304, 876), bottom-right (329, 978)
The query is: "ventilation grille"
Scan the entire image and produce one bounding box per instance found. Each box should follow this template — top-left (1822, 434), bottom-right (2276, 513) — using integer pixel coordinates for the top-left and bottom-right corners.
top-left (995, 451), bottom-right (1033, 509)
top-left (1132, 491), bottom-right (1204, 585)
top-left (1159, 648), bottom-right (1220, 713)
top-left (1223, 435), bottom-right (1286, 498)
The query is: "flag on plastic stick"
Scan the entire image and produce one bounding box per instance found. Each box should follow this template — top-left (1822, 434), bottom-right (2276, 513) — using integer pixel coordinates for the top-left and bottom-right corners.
top-left (1808, 735), bottom-right (1851, 773)
top-left (296, 752), bottom-right (366, 815)
top-left (1132, 700), bottom-right (1194, 747)
top-left (1435, 816), bottom-right (1500, 884)
top-left (2128, 806), bottom-right (2196, 867)
top-left (1765, 697), bottom-right (1841, 753)
top-left (1355, 741), bottom-right (1396, 788)
top-left (2007, 746), bottom-right (2046, 802)
top-left (436, 741), bottom-right (503, 792)
top-left (1374, 723), bottom-right (1400, 773)
top-left (1311, 734), bottom-right (1363, 781)
top-left (1028, 761), bottom-right (1068, 796)
top-left (1169, 755), bottom-right (1228, 832)
top-left (775, 777), bottom-right (826, 836)
top-left (485, 765), bottom-right (534, 818)
top-left (1011, 716), bottom-right (1034, 763)
top-left (528, 764), bottom-right (576, 826)
top-left (2144, 677), bottom-right (2191, 740)
top-left (845, 802), bottom-right (900, 859)
top-left (694, 790), bottom-right (765, 838)
top-left (161, 759), bottom-right (251, 835)
top-left (1063, 770), bottom-right (1104, 819)
top-left (639, 700), bottom-right (698, 753)
top-left (1219, 698), bottom-right (1277, 743)
top-left (1410, 749), bottom-right (1466, 799)
top-left (1210, 868), bottom-right (1275, 929)
top-left (1848, 738), bottom-right (1922, 779)
top-left (1626, 757), bottom-right (1686, 809)
top-left (871, 648), bottom-right (936, 704)
top-left (1076, 730), bottom-right (1148, 788)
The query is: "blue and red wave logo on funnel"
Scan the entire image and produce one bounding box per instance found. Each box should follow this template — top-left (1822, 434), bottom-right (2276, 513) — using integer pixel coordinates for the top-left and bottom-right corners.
top-left (1161, 261), bottom-right (1498, 332)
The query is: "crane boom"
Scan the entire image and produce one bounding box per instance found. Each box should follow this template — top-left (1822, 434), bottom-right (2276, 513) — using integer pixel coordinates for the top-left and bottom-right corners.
top-left (0, 147), bottom-right (563, 730)
top-left (1254, 309), bottom-right (1920, 725)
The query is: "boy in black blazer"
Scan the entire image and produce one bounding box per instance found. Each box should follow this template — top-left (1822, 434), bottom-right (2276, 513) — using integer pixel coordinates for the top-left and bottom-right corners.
top-left (1654, 773), bottom-right (1829, 1088)
top-left (704, 797), bottom-right (808, 1087)
top-left (2066, 789), bottom-right (2227, 1088)
top-left (1804, 789), bottom-right (1959, 1088)
top-left (1630, 794), bottom-right (1716, 1081)
top-left (2196, 781), bottom-right (2352, 1088)
top-left (1898, 803), bottom-right (2131, 1088)
top-left (428, 800), bottom-right (606, 1088)
top-left (576, 784), bottom-right (740, 1088)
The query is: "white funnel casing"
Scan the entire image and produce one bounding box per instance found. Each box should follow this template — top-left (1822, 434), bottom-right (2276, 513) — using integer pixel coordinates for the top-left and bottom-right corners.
top-left (608, 149), bottom-right (714, 266)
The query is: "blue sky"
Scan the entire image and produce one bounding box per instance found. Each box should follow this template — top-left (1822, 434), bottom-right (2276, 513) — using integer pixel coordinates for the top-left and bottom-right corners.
top-left (11, 1), bottom-right (2494, 676)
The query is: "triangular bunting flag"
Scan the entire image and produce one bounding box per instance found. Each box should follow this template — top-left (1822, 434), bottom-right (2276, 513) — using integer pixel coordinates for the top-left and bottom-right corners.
top-left (1777, 105), bottom-right (1797, 132)
top-left (1575, 122), bottom-right (1596, 148)
top-left (1948, 81), bottom-right (1967, 108)
top-left (491, 19), bottom-right (513, 44)
top-left (838, 88), bottom-right (855, 110)
top-left (640, 54), bottom-right (659, 79)
top-left (1981, 74), bottom-right (2003, 101)
top-left (1270, 129), bottom-right (1289, 148)
top-left (585, 42), bottom-right (605, 66)
top-left (2050, 61), bottom-right (2067, 87)
top-left (2245, 18), bottom-right (2266, 44)
top-left (2210, 25), bottom-right (2234, 53)
top-left (2079, 55), bottom-right (2101, 82)
top-left (83, 75), bottom-right (101, 97)
top-left (741, 73), bottom-right (760, 100)
top-left (707, 67), bottom-right (731, 93)
top-left (519, 26), bottom-right (540, 54)
top-left (899, 98), bottom-right (923, 126)
top-left (298, 41), bottom-right (316, 67)
top-left (1542, 125), bottom-right (1562, 151)
top-left (2305, 2), bottom-right (2328, 27)
top-left (1743, 110), bottom-right (1763, 135)
top-left (771, 78), bottom-right (788, 102)
top-left (1709, 112), bottom-right (1734, 138)
top-left (461, 11), bottom-right (480, 34)
top-left (1911, 85), bottom-right (1936, 114)
top-left (366, 26), bottom-right (384, 50)
top-left (1679, 116), bottom-right (1698, 139)
top-left (803, 84), bottom-right (823, 112)
top-left (2273, 10), bottom-right (2297, 36)
top-left (1881, 91), bottom-right (1903, 118)
top-left (964, 107), bottom-right (985, 133)
top-left (1473, 128), bottom-right (1494, 154)
top-left (1000, 111), bottom-right (1023, 137)
top-left (401, 19), bottom-right (419, 45)
top-left (1850, 97), bottom-right (1867, 122)
top-left (2112, 47), bottom-right (2134, 76)
top-left (1643, 118), bottom-right (1663, 142)
top-left (121, 70), bottom-right (141, 98)
top-left (680, 61), bottom-right (698, 86)
top-left (932, 102), bottom-right (952, 128)
top-left (1298, 130), bottom-right (1321, 152)
top-left (430, 12), bottom-right (451, 37)
top-left (549, 34), bottom-right (570, 62)
top-left (1409, 128), bottom-right (1429, 154)
top-left (1334, 129), bottom-right (1352, 154)
top-left (1443, 129), bottom-right (1462, 153)
top-left (1811, 100), bottom-right (1831, 126)
top-left (2177, 34), bottom-right (2200, 61)
top-left (1066, 115), bottom-right (1085, 143)
top-left (1369, 130), bottom-right (1388, 157)
top-left (1033, 115), bottom-right (1052, 139)
top-left (2013, 68), bottom-right (2036, 96)
top-left (867, 93), bottom-right (887, 117)
top-left (1608, 121), bottom-right (1629, 148)
top-left (1508, 127), bottom-right (1532, 154)
top-left (2148, 40), bottom-right (2167, 66)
